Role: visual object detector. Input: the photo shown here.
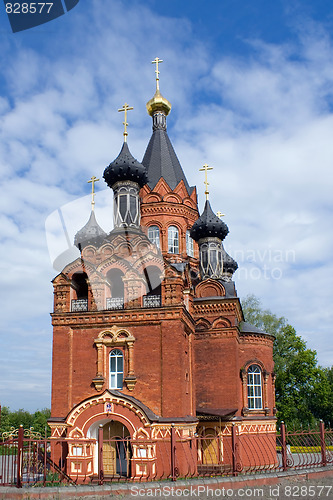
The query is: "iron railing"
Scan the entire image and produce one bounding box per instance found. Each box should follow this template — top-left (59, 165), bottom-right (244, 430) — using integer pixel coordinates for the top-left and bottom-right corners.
top-left (142, 295), bottom-right (161, 308)
top-left (1, 423), bottom-right (332, 487)
top-left (106, 297), bottom-right (124, 310)
top-left (71, 299), bottom-right (88, 312)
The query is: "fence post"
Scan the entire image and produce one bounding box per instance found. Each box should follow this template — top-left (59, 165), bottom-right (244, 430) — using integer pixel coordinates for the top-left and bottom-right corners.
top-left (231, 424), bottom-right (238, 477)
top-left (280, 421), bottom-right (287, 471)
top-left (16, 425), bottom-right (24, 488)
top-left (98, 424), bottom-right (104, 485)
top-left (170, 424), bottom-right (176, 481)
top-left (43, 439), bottom-right (47, 486)
top-left (319, 420), bottom-right (327, 467)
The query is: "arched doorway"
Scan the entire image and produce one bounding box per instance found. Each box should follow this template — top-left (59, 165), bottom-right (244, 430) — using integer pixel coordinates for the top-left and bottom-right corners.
top-left (102, 421), bottom-right (131, 477)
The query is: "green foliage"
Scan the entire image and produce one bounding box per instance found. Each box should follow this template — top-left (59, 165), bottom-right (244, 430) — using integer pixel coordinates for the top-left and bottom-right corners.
top-left (0, 407), bottom-right (51, 437)
top-left (242, 294), bottom-right (333, 429)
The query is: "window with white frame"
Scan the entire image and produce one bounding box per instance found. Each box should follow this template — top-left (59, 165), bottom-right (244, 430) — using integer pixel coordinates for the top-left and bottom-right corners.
top-left (186, 230), bottom-right (194, 257)
top-left (148, 225), bottom-right (160, 248)
top-left (247, 365), bottom-right (263, 409)
top-left (168, 226), bottom-right (179, 254)
top-left (109, 349), bottom-right (124, 390)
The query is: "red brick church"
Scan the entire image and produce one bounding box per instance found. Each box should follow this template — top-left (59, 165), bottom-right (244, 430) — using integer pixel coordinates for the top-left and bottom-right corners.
top-left (49, 61), bottom-right (276, 480)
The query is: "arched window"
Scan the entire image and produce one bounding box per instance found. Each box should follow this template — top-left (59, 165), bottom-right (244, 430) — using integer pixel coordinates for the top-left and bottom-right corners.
top-left (186, 230), bottom-right (194, 257)
top-left (247, 365), bottom-right (262, 409)
top-left (143, 266), bottom-right (162, 307)
top-left (148, 225), bottom-right (160, 248)
top-left (109, 349), bottom-right (124, 390)
top-left (113, 184), bottom-right (140, 228)
top-left (168, 226), bottom-right (179, 254)
top-left (106, 269), bottom-right (124, 310)
top-left (71, 272), bottom-right (88, 311)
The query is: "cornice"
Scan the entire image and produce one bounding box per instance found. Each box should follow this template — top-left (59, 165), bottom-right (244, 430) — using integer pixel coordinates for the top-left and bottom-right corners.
top-left (239, 332), bottom-right (274, 345)
top-left (141, 204), bottom-right (199, 219)
top-left (51, 305), bottom-right (195, 331)
top-left (194, 327), bottom-right (239, 340)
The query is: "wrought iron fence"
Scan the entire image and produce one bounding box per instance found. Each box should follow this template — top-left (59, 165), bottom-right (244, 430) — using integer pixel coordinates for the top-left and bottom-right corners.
top-left (1, 423), bottom-right (332, 487)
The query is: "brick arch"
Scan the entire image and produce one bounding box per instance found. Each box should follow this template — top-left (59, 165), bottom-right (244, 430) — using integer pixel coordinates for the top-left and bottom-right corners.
top-left (145, 220), bottom-right (163, 230)
top-left (62, 259), bottom-right (95, 278)
top-left (195, 279), bottom-right (226, 298)
top-left (241, 359), bottom-right (266, 373)
top-left (132, 252), bottom-right (164, 274)
top-left (65, 391), bottom-right (152, 438)
top-left (97, 256), bottom-right (131, 276)
top-left (96, 326), bottom-right (135, 343)
top-left (195, 317), bottom-right (211, 331)
top-left (183, 197), bottom-right (198, 209)
top-left (163, 193), bottom-right (182, 204)
top-left (212, 317), bottom-right (232, 329)
top-left (142, 193), bottom-right (163, 203)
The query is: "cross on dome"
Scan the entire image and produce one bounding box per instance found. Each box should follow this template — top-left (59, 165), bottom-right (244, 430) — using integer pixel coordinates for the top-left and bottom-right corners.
top-left (118, 103), bottom-right (134, 142)
top-left (217, 211), bottom-right (225, 218)
top-left (152, 57), bottom-right (163, 91)
top-left (199, 164), bottom-right (213, 200)
top-left (87, 175), bottom-right (99, 211)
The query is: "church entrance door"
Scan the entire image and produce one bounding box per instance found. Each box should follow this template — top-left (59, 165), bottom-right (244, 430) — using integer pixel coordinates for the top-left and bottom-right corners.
top-left (201, 430), bottom-right (219, 465)
top-left (102, 421), bottom-right (131, 477)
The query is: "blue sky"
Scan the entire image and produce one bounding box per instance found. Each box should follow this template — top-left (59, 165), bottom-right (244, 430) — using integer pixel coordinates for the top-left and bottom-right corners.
top-left (0, 0), bottom-right (333, 411)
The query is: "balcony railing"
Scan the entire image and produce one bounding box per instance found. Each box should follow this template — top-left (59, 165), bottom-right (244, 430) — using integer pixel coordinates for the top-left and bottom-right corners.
top-left (143, 295), bottom-right (161, 308)
top-left (106, 297), bottom-right (124, 310)
top-left (71, 298), bottom-right (88, 312)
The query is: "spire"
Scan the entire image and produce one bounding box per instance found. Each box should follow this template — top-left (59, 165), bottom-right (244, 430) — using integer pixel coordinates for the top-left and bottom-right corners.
top-left (142, 57), bottom-right (192, 194)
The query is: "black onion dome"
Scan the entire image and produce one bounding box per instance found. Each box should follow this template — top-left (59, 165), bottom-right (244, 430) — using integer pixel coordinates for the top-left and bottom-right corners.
top-left (74, 211), bottom-right (107, 250)
top-left (222, 246), bottom-right (238, 273)
top-left (104, 142), bottom-right (148, 188)
top-left (190, 200), bottom-right (229, 242)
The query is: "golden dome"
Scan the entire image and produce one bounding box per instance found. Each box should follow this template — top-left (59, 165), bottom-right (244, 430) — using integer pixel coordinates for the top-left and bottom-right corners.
top-left (146, 89), bottom-right (172, 117)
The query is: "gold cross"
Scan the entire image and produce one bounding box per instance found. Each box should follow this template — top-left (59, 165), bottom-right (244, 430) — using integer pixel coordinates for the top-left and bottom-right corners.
top-left (217, 211), bottom-right (225, 218)
top-left (152, 57), bottom-right (163, 91)
top-left (199, 163), bottom-right (213, 200)
top-left (87, 176), bottom-right (99, 211)
top-left (118, 103), bottom-right (134, 142)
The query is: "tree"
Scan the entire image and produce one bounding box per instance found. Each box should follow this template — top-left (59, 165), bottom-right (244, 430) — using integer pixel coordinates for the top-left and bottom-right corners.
top-left (0, 407), bottom-right (51, 437)
top-left (242, 295), bottom-right (333, 428)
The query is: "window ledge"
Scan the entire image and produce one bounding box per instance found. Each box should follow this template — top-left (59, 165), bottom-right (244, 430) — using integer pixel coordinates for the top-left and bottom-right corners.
top-left (242, 407), bottom-right (270, 417)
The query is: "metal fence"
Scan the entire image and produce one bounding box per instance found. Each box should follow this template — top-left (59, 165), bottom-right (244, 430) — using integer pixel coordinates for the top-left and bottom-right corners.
top-left (1, 422), bottom-right (332, 487)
